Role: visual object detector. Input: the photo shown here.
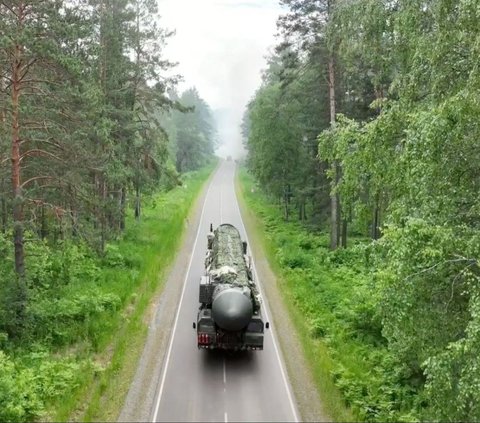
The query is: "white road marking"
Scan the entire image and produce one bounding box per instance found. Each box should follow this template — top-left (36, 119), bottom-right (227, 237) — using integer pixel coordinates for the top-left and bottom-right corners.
top-left (220, 187), bottom-right (223, 223)
top-left (233, 167), bottom-right (300, 423)
top-left (223, 356), bottom-right (227, 385)
top-left (151, 182), bottom-right (214, 422)
top-left (223, 356), bottom-right (228, 423)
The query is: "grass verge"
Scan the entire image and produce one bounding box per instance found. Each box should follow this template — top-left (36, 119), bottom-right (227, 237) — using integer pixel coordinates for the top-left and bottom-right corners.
top-left (235, 169), bottom-right (354, 421)
top-left (236, 167), bottom-right (400, 422)
top-left (57, 162), bottom-right (217, 421)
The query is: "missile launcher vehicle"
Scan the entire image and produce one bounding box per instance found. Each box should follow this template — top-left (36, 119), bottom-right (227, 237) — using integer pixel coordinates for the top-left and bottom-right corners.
top-left (194, 223), bottom-right (268, 350)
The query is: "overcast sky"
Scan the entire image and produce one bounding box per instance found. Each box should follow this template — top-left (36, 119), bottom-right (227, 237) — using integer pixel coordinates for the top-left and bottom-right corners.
top-left (157, 0), bottom-right (284, 158)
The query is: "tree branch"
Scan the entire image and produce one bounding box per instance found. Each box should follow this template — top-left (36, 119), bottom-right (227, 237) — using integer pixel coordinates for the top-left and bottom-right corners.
top-left (20, 137), bottom-right (64, 150)
top-left (21, 175), bottom-right (57, 188)
top-left (20, 148), bottom-right (64, 163)
top-left (405, 257), bottom-right (478, 281)
top-left (26, 198), bottom-right (67, 219)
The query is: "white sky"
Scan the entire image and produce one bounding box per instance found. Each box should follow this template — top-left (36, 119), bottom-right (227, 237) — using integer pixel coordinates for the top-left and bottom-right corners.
top-left (157, 0), bottom-right (284, 158)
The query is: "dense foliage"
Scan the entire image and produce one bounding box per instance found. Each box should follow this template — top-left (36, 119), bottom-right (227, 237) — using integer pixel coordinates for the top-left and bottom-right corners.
top-left (240, 170), bottom-right (409, 421)
top-left (0, 1), bottom-right (216, 420)
top-left (245, 0), bottom-right (480, 420)
top-left (0, 165), bottom-right (215, 421)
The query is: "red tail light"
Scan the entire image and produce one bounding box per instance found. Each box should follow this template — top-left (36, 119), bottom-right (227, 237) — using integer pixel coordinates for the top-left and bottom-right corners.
top-left (198, 333), bottom-right (210, 344)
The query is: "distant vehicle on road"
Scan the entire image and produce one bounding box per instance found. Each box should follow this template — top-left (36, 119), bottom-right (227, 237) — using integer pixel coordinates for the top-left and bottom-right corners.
top-left (226, 155), bottom-right (232, 161)
top-left (194, 223), bottom-right (268, 350)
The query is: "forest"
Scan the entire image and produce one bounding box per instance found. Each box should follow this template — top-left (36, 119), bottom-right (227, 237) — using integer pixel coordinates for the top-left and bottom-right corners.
top-left (1, 0), bottom-right (479, 421)
top-left (244, 0), bottom-right (480, 421)
top-left (0, 1), bottom-right (216, 420)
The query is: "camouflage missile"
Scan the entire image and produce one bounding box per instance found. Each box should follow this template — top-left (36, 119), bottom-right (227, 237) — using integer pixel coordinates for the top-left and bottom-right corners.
top-left (212, 285), bottom-right (253, 331)
top-left (205, 224), bottom-right (258, 331)
top-left (207, 224), bottom-right (249, 286)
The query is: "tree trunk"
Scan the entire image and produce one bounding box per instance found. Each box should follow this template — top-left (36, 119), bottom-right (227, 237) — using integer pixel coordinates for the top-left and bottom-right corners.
top-left (101, 178), bottom-right (106, 253)
top-left (283, 184), bottom-right (290, 221)
top-left (71, 206), bottom-right (78, 238)
top-left (329, 55), bottom-right (336, 126)
top-left (327, 0), bottom-right (342, 250)
top-left (40, 206), bottom-right (47, 239)
top-left (135, 182), bottom-right (141, 220)
top-left (106, 185), bottom-right (115, 231)
top-left (341, 217), bottom-right (347, 248)
top-left (0, 70), bottom-right (6, 234)
top-left (11, 13), bottom-right (25, 277)
top-left (328, 49), bottom-right (341, 250)
top-left (93, 173), bottom-right (99, 230)
top-left (371, 86), bottom-right (384, 240)
top-left (330, 163), bottom-right (340, 250)
top-left (372, 193), bottom-right (380, 240)
top-left (0, 195), bottom-right (7, 233)
top-left (298, 199), bottom-right (304, 221)
top-left (119, 186), bottom-right (126, 231)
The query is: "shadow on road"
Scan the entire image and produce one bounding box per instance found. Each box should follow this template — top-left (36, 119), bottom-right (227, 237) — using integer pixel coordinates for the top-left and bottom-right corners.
top-left (200, 349), bottom-right (259, 372)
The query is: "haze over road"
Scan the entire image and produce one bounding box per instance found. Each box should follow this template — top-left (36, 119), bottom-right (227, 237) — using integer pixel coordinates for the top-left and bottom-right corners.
top-left (151, 160), bottom-right (299, 422)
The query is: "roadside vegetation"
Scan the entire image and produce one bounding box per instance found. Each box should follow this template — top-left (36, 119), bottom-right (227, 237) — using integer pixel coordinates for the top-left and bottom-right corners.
top-left (242, 1), bottom-right (480, 421)
top-left (239, 169), bottom-right (411, 422)
top-left (0, 162), bottom-right (216, 422)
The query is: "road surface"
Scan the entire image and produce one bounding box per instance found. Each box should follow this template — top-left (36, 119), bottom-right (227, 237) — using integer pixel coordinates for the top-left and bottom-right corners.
top-left (150, 160), bottom-right (299, 422)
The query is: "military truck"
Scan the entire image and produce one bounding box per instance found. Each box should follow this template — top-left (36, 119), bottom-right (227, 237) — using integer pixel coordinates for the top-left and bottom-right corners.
top-left (193, 223), bottom-right (268, 350)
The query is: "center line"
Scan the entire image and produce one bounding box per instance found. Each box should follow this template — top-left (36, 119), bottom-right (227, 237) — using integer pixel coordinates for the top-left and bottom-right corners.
top-left (224, 412), bottom-right (228, 423)
top-left (223, 356), bottom-right (227, 385)
top-left (220, 188), bottom-right (223, 223)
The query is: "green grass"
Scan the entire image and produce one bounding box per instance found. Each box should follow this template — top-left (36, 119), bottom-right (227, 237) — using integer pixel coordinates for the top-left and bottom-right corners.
top-left (236, 168), bottom-right (411, 422)
top-left (52, 162), bottom-right (217, 421)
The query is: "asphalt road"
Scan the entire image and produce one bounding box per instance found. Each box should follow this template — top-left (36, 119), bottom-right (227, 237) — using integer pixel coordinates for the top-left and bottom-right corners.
top-left (151, 160), bottom-right (299, 422)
